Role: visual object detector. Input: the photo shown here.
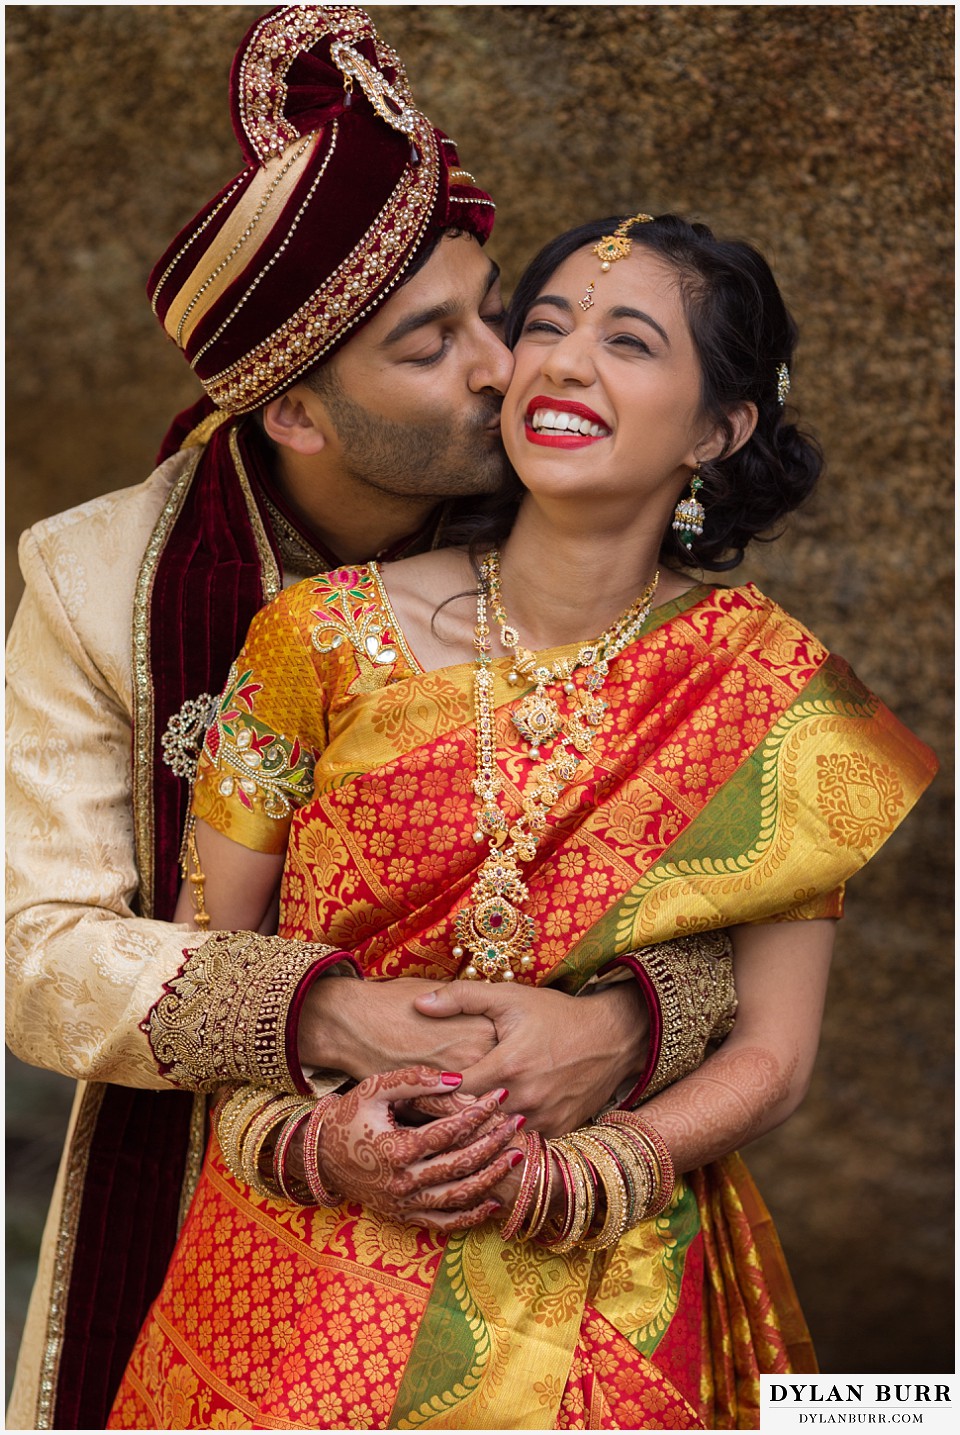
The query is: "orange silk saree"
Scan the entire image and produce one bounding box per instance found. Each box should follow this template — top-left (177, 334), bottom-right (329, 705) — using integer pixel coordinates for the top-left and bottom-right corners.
top-left (110, 567), bottom-right (935, 1429)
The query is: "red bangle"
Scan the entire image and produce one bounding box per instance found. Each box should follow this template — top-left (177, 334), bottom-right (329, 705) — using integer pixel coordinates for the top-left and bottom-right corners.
top-left (521, 1136), bottom-right (555, 1242)
top-left (601, 954), bottom-right (662, 1106)
top-left (273, 1103), bottom-right (316, 1206)
top-left (500, 1130), bottom-right (540, 1241)
top-left (302, 1093), bottom-right (343, 1206)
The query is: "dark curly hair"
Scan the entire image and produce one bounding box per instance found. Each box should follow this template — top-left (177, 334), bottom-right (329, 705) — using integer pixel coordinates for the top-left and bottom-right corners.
top-left (446, 213), bottom-right (823, 572)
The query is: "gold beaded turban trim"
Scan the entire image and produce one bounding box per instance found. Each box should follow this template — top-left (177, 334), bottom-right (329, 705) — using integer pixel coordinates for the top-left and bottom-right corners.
top-left (149, 5), bottom-right (495, 414)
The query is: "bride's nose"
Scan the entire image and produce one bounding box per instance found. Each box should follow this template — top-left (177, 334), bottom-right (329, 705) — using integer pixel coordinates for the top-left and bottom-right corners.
top-left (537, 328), bottom-right (596, 388)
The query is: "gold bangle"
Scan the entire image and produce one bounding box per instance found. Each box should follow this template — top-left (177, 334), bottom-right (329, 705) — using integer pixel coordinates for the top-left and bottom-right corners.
top-left (598, 1111), bottom-right (676, 1218)
top-left (568, 1130), bottom-right (622, 1245)
top-left (211, 1082), bottom-right (240, 1129)
top-left (240, 1094), bottom-right (303, 1199)
top-left (601, 1121), bottom-right (664, 1217)
top-left (565, 1130), bottom-right (629, 1251)
top-left (546, 1138), bottom-right (596, 1253)
top-left (592, 1125), bottom-right (652, 1226)
top-left (216, 1085), bottom-right (274, 1186)
top-left (567, 1140), bottom-right (597, 1246)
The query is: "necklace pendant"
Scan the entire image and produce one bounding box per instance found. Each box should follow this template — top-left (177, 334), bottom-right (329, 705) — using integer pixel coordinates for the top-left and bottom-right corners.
top-left (455, 850), bottom-right (536, 982)
top-left (467, 549), bottom-right (660, 986)
top-left (511, 689), bottom-right (563, 747)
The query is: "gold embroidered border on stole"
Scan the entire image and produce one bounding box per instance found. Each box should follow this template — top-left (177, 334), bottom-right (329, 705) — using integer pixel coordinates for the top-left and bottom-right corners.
top-left (229, 425), bottom-right (282, 604)
top-left (33, 451), bottom-right (219, 1427)
top-left (131, 424), bottom-right (280, 917)
top-left (130, 425), bottom-right (281, 1220)
top-left (33, 1083), bottom-right (105, 1429)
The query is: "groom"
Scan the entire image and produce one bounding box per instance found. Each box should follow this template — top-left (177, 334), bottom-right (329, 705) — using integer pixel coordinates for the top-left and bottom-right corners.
top-left (6, 7), bottom-right (734, 1428)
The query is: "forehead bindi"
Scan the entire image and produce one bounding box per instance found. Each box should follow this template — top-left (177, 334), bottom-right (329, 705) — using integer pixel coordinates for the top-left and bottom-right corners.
top-left (544, 247), bottom-right (688, 350)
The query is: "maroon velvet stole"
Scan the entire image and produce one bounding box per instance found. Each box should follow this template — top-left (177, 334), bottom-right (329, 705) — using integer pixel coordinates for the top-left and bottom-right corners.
top-left (52, 419), bottom-right (292, 1428)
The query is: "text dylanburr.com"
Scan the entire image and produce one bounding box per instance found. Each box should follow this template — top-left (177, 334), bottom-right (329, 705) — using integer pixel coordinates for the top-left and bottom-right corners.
top-left (760, 1379), bottom-right (957, 1431)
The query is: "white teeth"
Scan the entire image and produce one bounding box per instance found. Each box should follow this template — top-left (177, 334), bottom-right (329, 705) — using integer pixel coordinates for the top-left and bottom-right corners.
top-left (530, 407), bottom-right (609, 437)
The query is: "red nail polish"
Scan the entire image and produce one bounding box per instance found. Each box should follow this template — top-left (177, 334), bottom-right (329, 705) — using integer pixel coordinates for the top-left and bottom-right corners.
top-left (514, 1115), bottom-right (527, 1130)
top-left (440, 1072), bottom-right (462, 1086)
top-left (509, 1149), bottom-right (524, 1167)
top-left (497, 1089), bottom-right (510, 1104)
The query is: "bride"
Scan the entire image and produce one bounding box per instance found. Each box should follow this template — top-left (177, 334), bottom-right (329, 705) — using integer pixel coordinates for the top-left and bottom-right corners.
top-left (111, 212), bottom-right (935, 1430)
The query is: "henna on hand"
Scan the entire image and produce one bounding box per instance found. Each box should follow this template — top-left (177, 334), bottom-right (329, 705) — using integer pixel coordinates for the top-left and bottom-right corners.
top-left (402, 1113), bottom-right (526, 1191)
top-left (314, 1065), bottom-right (522, 1232)
top-left (414, 1146), bottom-right (522, 1212)
top-left (402, 1091), bottom-right (508, 1150)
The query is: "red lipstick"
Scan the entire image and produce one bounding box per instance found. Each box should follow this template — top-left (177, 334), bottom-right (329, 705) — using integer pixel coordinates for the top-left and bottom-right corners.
top-left (523, 395), bottom-right (611, 448)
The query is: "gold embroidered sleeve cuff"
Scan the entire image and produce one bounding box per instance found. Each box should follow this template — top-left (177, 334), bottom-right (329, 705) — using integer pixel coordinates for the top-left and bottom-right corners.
top-left (608, 930), bottom-right (738, 1104)
top-left (143, 930), bottom-right (358, 1095)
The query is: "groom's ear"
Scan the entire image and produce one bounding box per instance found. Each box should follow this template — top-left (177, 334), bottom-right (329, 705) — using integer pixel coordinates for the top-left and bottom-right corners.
top-left (261, 384), bottom-right (330, 455)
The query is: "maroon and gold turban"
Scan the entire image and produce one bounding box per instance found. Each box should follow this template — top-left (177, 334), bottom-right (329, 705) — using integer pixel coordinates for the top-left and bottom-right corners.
top-left (148, 4), bottom-right (495, 413)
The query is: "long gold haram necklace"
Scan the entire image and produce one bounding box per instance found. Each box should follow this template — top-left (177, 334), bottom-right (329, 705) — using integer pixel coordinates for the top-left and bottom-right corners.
top-left (453, 549), bottom-right (659, 982)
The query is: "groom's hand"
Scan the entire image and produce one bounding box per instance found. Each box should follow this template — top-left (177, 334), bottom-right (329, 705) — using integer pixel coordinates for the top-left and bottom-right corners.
top-left (298, 975), bottom-right (497, 1077)
top-left (414, 980), bottom-right (649, 1137)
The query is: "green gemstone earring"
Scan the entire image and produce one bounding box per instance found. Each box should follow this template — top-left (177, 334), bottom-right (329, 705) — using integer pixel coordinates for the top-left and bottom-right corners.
top-left (671, 466), bottom-right (706, 551)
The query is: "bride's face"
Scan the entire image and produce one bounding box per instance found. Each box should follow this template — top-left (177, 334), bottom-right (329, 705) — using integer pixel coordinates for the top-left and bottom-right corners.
top-left (501, 244), bottom-right (720, 519)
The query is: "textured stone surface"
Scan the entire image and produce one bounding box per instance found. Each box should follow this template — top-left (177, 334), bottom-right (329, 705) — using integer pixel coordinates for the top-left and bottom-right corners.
top-left (6, 4), bottom-right (952, 1379)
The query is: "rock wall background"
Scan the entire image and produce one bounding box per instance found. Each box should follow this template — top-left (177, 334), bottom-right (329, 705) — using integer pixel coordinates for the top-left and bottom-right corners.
top-left (6, 3), bottom-right (952, 1384)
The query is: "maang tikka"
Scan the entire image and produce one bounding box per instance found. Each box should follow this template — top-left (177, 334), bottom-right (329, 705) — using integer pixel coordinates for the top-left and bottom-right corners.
top-left (580, 211), bottom-right (655, 308)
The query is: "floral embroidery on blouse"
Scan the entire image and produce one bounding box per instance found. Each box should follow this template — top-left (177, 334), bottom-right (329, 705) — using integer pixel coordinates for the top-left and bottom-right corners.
top-left (202, 663), bottom-right (315, 818)
top-left (311, 566), bottom-right (406, 695)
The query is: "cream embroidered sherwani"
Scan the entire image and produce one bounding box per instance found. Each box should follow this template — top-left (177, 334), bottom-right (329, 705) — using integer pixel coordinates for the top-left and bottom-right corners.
top-left (7, 457), bottom-right (211, 1085)
top-left (6, 456), bottom-right (209, 1424)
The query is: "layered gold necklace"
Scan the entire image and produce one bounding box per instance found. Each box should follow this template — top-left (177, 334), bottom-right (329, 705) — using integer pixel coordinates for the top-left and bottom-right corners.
top-left (452, 549), bottom-right (659, 982)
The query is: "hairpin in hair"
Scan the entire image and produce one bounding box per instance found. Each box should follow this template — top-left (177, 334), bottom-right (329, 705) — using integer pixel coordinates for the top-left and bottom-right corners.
top-left (776, 362), bottom-right (790, 406)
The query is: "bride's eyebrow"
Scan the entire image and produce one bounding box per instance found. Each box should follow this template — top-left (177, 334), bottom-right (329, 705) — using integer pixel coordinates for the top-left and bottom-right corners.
top-left (609, 306), bottom-right (670, 346)
top-left (527, 294), bottom-right (570, 313)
